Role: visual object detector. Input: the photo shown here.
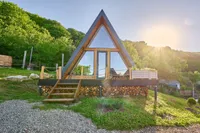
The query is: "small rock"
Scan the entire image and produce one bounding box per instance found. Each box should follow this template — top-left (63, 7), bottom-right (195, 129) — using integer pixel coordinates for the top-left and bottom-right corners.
top-left (5, 75), bottom-right (29, 81)
top-left (29, 73), bottom-right (39, 79)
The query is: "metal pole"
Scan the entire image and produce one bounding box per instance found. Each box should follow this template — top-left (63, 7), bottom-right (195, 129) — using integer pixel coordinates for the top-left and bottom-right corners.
top-left (154, 86), bottom-right (157, 103)
top-left (62, 53), bottom-right (64, 67)
top-left (56, 63), bottom-right (58, 70)
top-left (22, 51), bottom-right (27, 69)
top-left (29, 47), bottom-right (33, 65)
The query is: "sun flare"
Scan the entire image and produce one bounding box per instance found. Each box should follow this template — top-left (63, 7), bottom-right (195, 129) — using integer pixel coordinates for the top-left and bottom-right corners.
top-left (142, 25), bottom-right (180, 48)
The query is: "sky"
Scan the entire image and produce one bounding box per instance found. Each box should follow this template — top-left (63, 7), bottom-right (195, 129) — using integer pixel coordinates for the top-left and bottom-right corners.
top-left (7, 0), bottom-right (200, 52)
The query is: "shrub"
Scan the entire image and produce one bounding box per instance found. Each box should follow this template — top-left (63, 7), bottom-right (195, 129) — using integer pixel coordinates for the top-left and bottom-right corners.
top-left (187, 97), bottom-right (196, 106)
top-left (198, 98), bottom-right (200, 105)
top-left (99, 99), bottom-right (123, 110)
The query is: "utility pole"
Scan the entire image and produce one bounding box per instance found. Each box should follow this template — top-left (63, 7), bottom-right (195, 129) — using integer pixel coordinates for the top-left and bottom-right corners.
top-left (22, 51), bottom-right (27, 69)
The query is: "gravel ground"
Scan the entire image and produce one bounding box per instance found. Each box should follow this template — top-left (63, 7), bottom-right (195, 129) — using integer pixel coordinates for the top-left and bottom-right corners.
top-left (0, 100), bottom-right (199, 133)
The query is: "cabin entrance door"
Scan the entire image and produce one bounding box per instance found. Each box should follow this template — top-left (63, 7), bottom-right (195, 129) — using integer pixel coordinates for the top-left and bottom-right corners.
top-left (97, 51), bottom-right (107, 79)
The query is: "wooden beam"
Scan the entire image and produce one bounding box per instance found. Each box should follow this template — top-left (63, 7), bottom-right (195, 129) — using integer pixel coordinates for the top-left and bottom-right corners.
top-left (129, 67), bottom-right (132, 80)
top-left (107, 51), bottom-right (110, 79)
top-left (94, 50), bottom-right (97, 79)
top-left (102, 19), bottom-right (131, 68)
top-left (63, 18), bottom-right (104, 78)
top-left (70, 75), bottom-right (95, 79)
top-left (84, 48), bottom-right (119, 52)
top-left (40, 66), bottom-right (45, 79)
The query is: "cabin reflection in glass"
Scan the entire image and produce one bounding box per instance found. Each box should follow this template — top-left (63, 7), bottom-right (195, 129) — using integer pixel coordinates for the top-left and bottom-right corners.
top-left (72, 51), bottom-right (94, 76)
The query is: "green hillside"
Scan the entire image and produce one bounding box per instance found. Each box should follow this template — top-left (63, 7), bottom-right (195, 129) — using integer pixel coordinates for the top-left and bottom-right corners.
top-left (0, 1), bottom-right (83, 67)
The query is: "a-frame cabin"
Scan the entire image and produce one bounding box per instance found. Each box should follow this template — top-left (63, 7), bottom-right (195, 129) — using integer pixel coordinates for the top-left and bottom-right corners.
top-left (39, 10), bottom-right (158, 102)
top-left (62, 10), bottom-right (134, 80)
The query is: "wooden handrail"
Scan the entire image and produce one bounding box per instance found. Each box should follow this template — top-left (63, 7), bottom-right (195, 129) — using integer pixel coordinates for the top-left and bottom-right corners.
top-left (74, 80), bottom-right (82, 99)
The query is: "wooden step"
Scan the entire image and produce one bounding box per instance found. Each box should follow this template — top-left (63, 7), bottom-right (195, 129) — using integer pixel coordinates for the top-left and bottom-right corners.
top-left (51, 93), bottom-right (75, 96)
top-left (54, 88), bottom-right (77, 90)
top-left (43, 98), bottom-right (74, 102)
top-left (57, 83), bottom-right (78, 86)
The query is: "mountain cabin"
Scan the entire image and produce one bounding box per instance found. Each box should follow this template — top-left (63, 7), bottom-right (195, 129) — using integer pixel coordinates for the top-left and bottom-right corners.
top-left (38, 10), bottom-right (158, 102)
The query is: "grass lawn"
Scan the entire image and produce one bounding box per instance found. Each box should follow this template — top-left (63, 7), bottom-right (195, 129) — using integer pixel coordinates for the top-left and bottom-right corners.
top-left (0, 68), bottom-right (40, 78)
top-left (33, 91), bottom-right (200, 130)
top-left (0, 80), bottom-right (43, 102)
top-left (0, 68), bottom-right (199, 130)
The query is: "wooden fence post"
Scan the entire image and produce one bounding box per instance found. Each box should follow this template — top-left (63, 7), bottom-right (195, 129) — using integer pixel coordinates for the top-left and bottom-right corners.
top-left (58, 66), bottom-right (62, 79)
top-left (129, 67), bottom-right (132, 80)
top-left (40, 66), bottom-right (45, 79)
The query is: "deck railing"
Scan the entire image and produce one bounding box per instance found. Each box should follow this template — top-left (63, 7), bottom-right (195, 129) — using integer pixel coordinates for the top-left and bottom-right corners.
top-left (131, 70), bottom-right (158, 79)
top-left (40, 66), bottom-right (62, 79)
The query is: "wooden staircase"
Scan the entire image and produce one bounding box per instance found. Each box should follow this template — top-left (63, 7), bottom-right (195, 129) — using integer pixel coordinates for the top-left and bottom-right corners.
top-left (43, 80), bottom-right (81, 103)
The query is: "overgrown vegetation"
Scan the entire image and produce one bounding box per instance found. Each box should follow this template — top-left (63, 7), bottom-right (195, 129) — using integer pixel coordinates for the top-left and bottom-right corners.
top-left (0, 80), bottom-right (43, 102)
top-left (33, 90), bottom-right (200, 130)
top-left (0, 68), bottom-right (40, 78)
top-left (187, 97), bottom-right (197, 106)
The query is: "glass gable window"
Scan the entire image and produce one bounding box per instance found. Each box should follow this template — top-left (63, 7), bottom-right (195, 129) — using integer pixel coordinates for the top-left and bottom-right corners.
top-left (110, 52), bottom-right (127, 75)
top-left (89, 25), bottom-right (116, 48)
top-left (72, 51), bottom-right (94, 76)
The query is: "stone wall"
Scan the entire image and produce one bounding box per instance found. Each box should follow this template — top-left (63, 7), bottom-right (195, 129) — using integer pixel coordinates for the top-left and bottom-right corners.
top-left (0, 55), bottom-right (12, 67)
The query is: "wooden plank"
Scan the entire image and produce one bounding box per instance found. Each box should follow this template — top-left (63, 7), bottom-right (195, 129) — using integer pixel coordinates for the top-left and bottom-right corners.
top-left (40, 66), bottom-right (45, 79)
top-left (107, 51), bottom-right (110, 79)
top-left (74, 80), bottom-right (82, 99)
top-left (58, 83), bottom-right (78, 85)
top-left (84, 48), bottom-right (119, 52)
top-left (70, 75), bottom-right (95, 79)
top-left (129, 67), bottom-right (132, 80)
top-left (47, 79), bottom-right (60, 98)
top-left (43, 98), bottom-right (74, 102)
top-left (54, 88), bottom-right (77, 90)
top-left (50, 93), bottom-right (74, 96)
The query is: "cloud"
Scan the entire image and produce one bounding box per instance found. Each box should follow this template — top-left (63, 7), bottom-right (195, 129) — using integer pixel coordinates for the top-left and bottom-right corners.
top-left (184, 18), bottom-right (194, 26)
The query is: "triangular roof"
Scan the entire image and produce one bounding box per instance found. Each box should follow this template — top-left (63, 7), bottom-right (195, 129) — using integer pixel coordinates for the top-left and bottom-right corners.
top-left (62, 10), bottom-right (134, 78)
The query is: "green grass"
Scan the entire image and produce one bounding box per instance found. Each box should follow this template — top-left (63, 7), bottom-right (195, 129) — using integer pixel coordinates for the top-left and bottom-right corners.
top-left (0, 80), bottom-right (43, 102)
top-left (33, 90), bottom-right (200, 130)
top-left (0, 68), bottom-right (40, 78)
top-left (0, 68), bottom-right (199, 130)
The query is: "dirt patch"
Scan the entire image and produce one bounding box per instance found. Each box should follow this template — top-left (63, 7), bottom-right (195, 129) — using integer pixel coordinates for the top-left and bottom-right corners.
top-left (185, 107), bottom-right (200, 114)
top-left (97, 103), bottom-right (124, 113)
top-left (157, 113), bottom-right (176, 120)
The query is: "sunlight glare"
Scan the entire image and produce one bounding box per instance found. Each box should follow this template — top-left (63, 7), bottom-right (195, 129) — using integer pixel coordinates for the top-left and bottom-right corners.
top-left (142, 25), bottom-right (180, 48)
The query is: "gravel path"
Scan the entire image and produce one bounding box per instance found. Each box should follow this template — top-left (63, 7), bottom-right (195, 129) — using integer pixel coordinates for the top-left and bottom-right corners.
top-left (0, 100), bottom-right (199, 133)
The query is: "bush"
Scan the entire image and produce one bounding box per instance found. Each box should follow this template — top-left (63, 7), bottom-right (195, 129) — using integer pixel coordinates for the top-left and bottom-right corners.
top-left (99, 99), bottom-right (123, 110)
top-left (187, 97), bottom-right (196, 106)
top-left (198, 98), bottom-right (200, 105)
